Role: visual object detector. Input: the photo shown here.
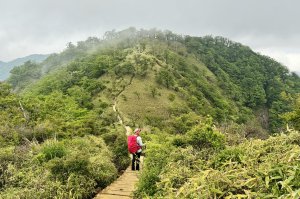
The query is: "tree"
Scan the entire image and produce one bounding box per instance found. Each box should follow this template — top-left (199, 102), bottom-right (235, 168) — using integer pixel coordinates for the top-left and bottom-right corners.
top-left (282, 95), bottom-right (300, 130)
top-left (8, 61), bottom-right (42, 90)
top-left (156, 69), bottom-right (175, 89)
top-left (67, 86), bottom-right (93, 109)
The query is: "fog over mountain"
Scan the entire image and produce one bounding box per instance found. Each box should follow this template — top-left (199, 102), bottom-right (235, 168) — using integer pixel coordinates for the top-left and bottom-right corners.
top-left (0, 54), bottom-right (48, 81)
top-left (0, 0), bottom-right (300, 72)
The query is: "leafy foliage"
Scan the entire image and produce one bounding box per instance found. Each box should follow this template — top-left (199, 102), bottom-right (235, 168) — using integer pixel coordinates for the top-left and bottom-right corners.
top-left (137, 127), bottom-right (300, 198)
top-left (1, 28), bottom-right (300, 198)
top-left (7, 61), bottom-right (42, 91)
top-left (0, 136), bottom-right (118, 198)
top-left (283, 95), bottom-right (300, 130)
top-left (187, 119), bottom-right (225, 150)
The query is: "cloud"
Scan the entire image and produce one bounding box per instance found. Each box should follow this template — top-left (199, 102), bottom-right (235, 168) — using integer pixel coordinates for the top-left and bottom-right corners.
top-left (256, 49), bottom-right (300, 73)
top-left (0, 0), bottom-right (300, 71)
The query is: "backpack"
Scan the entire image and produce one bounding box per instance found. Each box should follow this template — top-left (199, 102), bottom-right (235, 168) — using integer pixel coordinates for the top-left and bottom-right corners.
top-left (127, 135), bottom-right (141, 154)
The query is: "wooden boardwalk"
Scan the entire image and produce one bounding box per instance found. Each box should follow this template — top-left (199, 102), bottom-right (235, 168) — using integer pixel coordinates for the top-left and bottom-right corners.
top-left (94, 157), bottom-right (142, 199)
top-left (96, 99), bottom-right (141, 198)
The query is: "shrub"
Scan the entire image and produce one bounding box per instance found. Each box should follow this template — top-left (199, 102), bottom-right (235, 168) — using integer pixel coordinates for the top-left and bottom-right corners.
top-left (32, 120), bottom-right (55, 142)
top-left (101, 132), bottom-right (118, 145)
top-left (111, 135), bottom-right (131, 171)
top-left (89, 156), bottom-right (118, 187)
top-left (212, 147), bottom-right (244, 168)
top-left (47, 154), bottom-right (91, 181)
top-left (135, 142), bottom-right (173, 197)
top-left (219, 122), bottom-right (246, 146)
top-left (39, 140), bottom-right (67, 162)
top-left (187, 119), bottom-right (225, 150)
top-left (140, 131), bottom-right (300, 199)
top-left (243, 119), bottom-right (269, 139)
top-left (0, 135), bottom-right (121, 198)
top-left (168, 93), bottom-right (175, 101)
top-left (0, 147), bottom-right (14, 188)
top-left (155, 147), bottom-right (201, 194)
top-left (171, 135), bottom-right (188, 147)
top-left (145, 115), bottom-right (164, 128)
top-left (168, 112), bottom-right (201, 134)
top-left (101, 128), bottom-right (130, 172)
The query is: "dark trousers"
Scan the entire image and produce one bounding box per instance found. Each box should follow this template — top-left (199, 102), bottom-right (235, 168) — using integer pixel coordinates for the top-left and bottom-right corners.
top-left (132, 152), bottom-right (141, 170)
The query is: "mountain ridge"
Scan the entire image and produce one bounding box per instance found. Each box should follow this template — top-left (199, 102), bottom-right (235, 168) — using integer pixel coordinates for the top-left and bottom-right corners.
top-left (8, 28), bottom-right (299, 133)
top-left (1, 28), bottom-right (300, 198)
top-left (0, 54), bottom-right (49, 81)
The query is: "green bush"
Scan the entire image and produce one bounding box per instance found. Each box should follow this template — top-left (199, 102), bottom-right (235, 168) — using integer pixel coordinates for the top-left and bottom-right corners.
top-left (168, 93), bottom-right (175, 101)
top-left (168, 112), bottom-right (201, 134)
top-left (89, 156), bottom-right (118, 187)
top-left (111, 135), bottom-right (131, 171)
top-left (0, 147), bottom-right (14, 188)
top-left (135, 142), bottom-right (173, 197)
top-left (47, 154), bottom-right (90, 181)
top-left (139, 131), bottom-right (300, 199)
top-left (0, 136), bottom-right (120, 198)
top-left (212, 147), bottom-right (244, 168)
top-left (101, 132), bottom-right (118, 145)
top-left (40, 140), bottom-right (67, 161)
top-left (101, 127), bottom-right (130, 172)
top-left (171, 135), bottom-right (188, 147)
top-left (187, 119), bottom-right (225, 150)
top-left (145, 115), bottom-right (164, 128)
top-left (154, 147), bottom-right (202, 195)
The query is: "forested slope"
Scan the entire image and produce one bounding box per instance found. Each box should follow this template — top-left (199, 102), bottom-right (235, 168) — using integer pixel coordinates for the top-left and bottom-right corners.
top-left (0, 54), bottom-right (48, 81)
top-left (1, 28), bottom-right (300, 198)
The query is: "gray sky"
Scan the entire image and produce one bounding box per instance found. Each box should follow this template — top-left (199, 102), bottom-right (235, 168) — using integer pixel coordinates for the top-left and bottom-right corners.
top-left (1, 0), bottom-right (300, 72)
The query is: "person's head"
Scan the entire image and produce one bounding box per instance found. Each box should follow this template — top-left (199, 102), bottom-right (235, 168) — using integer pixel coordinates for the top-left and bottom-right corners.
top-left (134, 128), bottom-right (141, 136)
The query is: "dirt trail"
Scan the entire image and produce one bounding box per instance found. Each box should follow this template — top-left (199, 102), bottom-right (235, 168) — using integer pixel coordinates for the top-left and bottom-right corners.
top-left (94, 97), bottom-right (141, 199)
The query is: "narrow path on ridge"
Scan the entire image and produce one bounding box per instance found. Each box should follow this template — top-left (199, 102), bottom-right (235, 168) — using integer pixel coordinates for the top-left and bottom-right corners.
top-left (94, 76), bottom-right (142, 199)
top-left (94, 167), bottom-right (140, 199)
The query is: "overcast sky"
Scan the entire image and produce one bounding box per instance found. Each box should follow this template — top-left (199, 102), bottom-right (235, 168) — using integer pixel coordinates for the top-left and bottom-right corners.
top-left (1, 0), bottom-right (300, 72)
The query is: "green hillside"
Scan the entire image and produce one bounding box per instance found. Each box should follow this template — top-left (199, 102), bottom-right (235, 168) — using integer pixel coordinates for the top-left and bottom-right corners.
top-left (0, 54), bottom-right (48, 81)
top-left (1, 28), bottom-right (300, 198)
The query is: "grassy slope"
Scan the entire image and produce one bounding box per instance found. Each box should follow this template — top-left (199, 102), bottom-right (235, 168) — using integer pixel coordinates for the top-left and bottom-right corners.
top-left (118, 75), bottom-right (181, 125)
top-left (116, 53), bottom-right (211, 126)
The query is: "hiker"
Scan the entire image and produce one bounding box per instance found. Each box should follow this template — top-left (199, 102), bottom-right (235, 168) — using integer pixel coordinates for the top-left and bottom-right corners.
top-left (128, 128), bottom-right (144, 171)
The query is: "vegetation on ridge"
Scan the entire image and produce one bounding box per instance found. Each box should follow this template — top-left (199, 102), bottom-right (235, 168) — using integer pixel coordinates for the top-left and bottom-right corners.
top-left (1, 28), bottom-right (300, 198)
